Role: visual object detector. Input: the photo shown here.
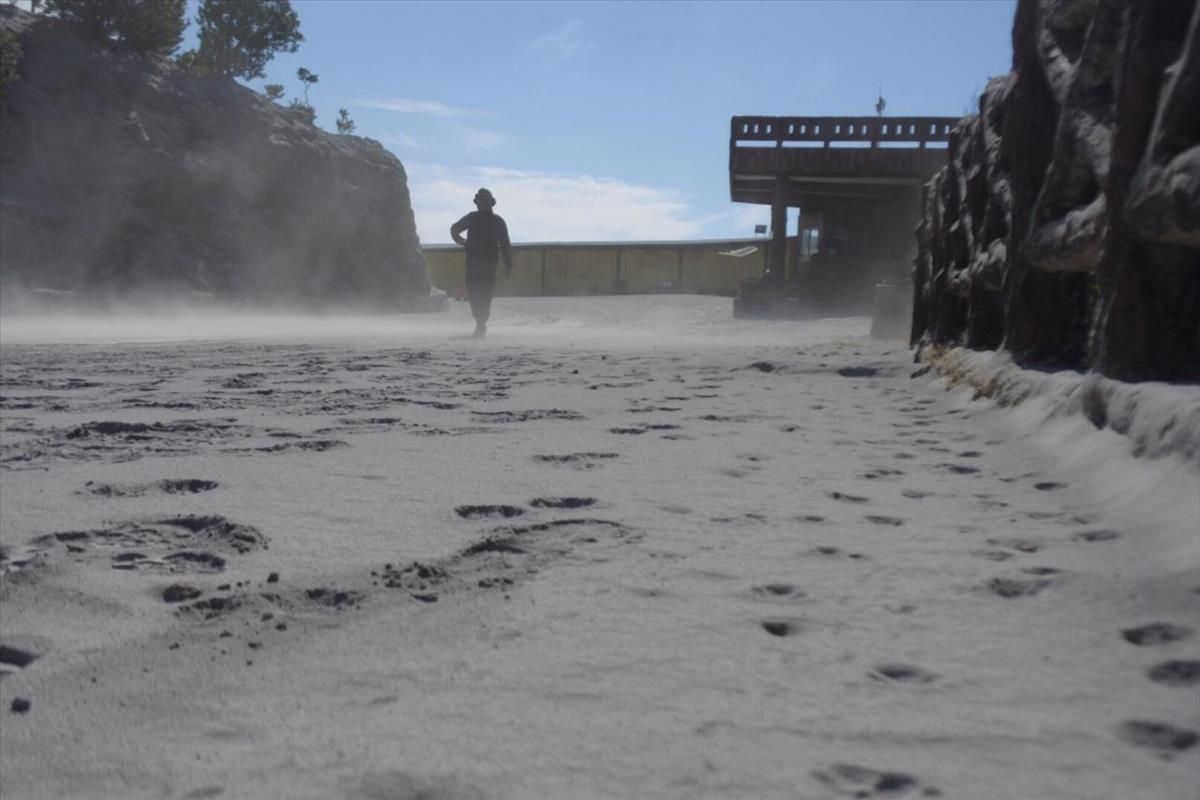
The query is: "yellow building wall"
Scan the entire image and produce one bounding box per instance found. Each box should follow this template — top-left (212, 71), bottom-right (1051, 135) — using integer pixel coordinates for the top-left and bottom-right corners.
top-left (620, 247), bottom-right (681, 293)
top-left (424, 246), bottom-right (543, 298)
top-left (543, 248), bottom-right (619, 296)
top-left (424, 248), bottom-right (463, 297)
top-left (680, 246), bottom-right (765, 294)
top-left (423, 239), bottom-right (785, 297)
top-left (495, 248), bottom-right (543, 297)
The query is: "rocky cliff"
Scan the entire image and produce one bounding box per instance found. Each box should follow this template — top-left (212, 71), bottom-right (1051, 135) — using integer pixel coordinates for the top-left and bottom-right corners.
top-left (0, 7), bottom-right (432, 310)
top-left (912, 0), bottom-right (1199, 382)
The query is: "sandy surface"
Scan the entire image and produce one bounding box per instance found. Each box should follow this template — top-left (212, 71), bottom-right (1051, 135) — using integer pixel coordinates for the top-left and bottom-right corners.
top-left (1, 296), bottom-right (1197, 800)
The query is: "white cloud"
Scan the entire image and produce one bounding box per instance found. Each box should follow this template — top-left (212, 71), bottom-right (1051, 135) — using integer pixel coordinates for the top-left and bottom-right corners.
top-left (407, 165), bottom-right (703, 244)
top-left (354, 97), bottom-right (470, 117)
top-left (528, 19), bottom-right (590, 59)
top-left (731, 205), bottom-right (769, 232)
top-left (689, 205), bottom-right (771, 239)
top-left (458, 127), bottom-right (504, 152)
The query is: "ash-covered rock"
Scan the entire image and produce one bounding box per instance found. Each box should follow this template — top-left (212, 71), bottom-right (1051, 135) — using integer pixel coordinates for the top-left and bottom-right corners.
top-left (913, 0), bottom-right (1199, 382)
top-left (0, 6), bottom-right (431, 311)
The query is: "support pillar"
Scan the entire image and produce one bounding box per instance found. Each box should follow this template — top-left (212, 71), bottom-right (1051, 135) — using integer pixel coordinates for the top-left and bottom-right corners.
top-left (769, 175), bottom-right (788, 283)
top-left (789, 207), bottom-right (803, 281)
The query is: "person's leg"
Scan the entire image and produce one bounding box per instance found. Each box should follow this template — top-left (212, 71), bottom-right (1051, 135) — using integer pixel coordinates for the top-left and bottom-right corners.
top-left (470, 268), bottom-right (497, 336)
top-left (465, 265), bottom-right (486, 334)
top-left (478, 285), bottom-right (494, 323)
top-left (467, 285), bottom-right (486, 325)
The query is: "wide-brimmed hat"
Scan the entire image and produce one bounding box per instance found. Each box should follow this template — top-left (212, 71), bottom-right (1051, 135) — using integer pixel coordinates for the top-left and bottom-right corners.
top-left (474, 188), bottom-right (496, 206)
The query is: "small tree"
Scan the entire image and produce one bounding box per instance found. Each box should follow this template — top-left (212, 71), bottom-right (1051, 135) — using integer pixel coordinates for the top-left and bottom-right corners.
top-left (263, 83), bottom-right (284, 102)
top-left (188, 0), bottom-right (302, 80)
top-left (288, 97), bottom-right (315, 126)
top-left (296, 66), bottom-right (317, 104)
top-left (335, 107), bottom-right (356, 135)
top-left (46, 0), bottom-right (186, 57)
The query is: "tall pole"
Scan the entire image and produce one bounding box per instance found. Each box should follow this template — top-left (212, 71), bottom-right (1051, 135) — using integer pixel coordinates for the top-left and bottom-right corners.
top-left (790, 207), bottom-right (803, 281)
top-left (770, 175), bottom-right (788, 283)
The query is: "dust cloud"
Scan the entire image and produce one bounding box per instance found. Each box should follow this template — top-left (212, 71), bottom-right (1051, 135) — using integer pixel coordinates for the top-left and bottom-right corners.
top-left (0, 296), bottom-right (870, 348)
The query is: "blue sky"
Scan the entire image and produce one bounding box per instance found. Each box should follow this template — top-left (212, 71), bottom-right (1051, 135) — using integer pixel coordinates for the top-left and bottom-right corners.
top-left (207, 0), bottom-right (1017, 243)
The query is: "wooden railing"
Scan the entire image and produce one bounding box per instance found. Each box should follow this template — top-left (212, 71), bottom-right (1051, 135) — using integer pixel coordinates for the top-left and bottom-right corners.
top-left (731, 115), bottom-right (959, 148)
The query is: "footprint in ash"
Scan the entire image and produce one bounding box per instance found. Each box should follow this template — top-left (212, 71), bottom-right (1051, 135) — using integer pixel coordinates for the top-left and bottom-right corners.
top-left (85, 478), bottom-right (219, 497)
top-left (811, 763), bottom-right (938, 797)
top-left (986, 570), bottom-right (1060, 598)
top-left (973, 549), bottom-right (1014, 562)
top-left (809, 545), bottom-right (867, 560)
top-left (1116, 720), bottom-right (1198, 759)
top-left (454, 505), bottom-right (525, 520)
top-left (987, 537), bottom-right (1041, 554)
top-left (1121, 623), bottom-right (1194, 646)
top-left (33, 515), bottom-right (265, 575)
top-left (609, 423), bottom-right (680, 436)
top-left (1073, 528), bottom-right (1120, 543)
top-left (869, 663), bottom-right (939, 685)
top-left (533, 452), bottom-right (618, 469)
top-left (0, 642), bottom-right (43, 680)
top-left (760, 619), bottom-right (803, 637)
top-left (746, 583), bottom-right (806, 602)
top-left (1146, 660), bottom-right (1200, 687)
top-left (531, 497), bottom-right (596, 510)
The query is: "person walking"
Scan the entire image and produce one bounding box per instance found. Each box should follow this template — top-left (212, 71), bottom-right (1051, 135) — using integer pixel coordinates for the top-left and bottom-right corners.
top-left (450, 188), bottom-right (513, 338)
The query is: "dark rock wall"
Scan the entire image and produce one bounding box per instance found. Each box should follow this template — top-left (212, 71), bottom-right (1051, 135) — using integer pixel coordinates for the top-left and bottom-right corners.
top-left (913, 0), bottom-right (1199, 382)
top-left (0, 9), bottom-right (429, 309)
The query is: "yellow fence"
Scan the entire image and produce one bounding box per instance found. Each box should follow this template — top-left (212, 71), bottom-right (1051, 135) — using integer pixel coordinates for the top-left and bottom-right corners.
top-left (424, 238), bottom-right (795, 298)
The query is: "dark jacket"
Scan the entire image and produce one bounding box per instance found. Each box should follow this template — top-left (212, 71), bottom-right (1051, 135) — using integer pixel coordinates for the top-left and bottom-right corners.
top-left (451, 211), bottom-right (513, 271)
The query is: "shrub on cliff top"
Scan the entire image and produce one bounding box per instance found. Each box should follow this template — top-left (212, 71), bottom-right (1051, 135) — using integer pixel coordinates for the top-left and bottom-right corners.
top-left (188, 0), bottom-right (302, 80)
top-left (296, 65), bottom-right (317, 103)
top-left (287, 98), bottom-right (315, 126)
top-left (46, 0), bottom-right (186, 57)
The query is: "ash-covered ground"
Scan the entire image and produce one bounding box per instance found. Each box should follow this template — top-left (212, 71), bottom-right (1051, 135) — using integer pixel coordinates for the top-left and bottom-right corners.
top-left (1, 296), bottom-right (1197, 800)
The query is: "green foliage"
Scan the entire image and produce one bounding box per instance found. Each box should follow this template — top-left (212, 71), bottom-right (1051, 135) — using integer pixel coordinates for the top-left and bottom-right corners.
top-left (0, 29), bottom-right (21, 98)
top-left (263, 83), bottom-right (284, 102)
top-left (296, 65), bottom-right (317, 103)
top-left (188, 0), bottom-right (302, 80)
top-left (335, 107), bottom-right (355, 135)
top-left (46, 0), bottom-right (186, 57)
top-left (118, 0), bottom-right (186, 56)
top-left (288, 97), bottom-right (315, 126)
top-left (174, 49), bottom-right (200, 73)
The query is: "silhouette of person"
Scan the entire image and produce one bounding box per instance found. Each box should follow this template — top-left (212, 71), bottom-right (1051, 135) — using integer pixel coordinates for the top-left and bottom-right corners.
top-left (450, 188), bottom-right (513, 338)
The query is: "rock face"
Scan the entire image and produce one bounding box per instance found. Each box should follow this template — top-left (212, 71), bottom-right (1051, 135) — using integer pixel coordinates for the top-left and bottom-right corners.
top-left (0, 8), bottom-right (431, 309)
top-left (912, 0), bottom-right (1199, 382)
